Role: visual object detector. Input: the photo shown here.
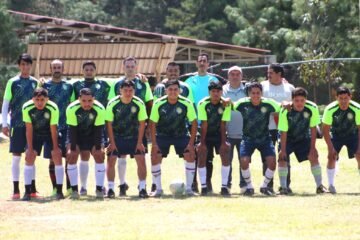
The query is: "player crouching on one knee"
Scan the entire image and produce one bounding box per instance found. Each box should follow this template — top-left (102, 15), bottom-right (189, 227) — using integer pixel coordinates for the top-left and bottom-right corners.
top-left (65, 88), bottom-right (106, 199)
top-left (22, 88), bottom-right (63, 200)
top-left (277, 87), bottom-right (327, 195)
top-left (197, 81), bottom-right (231, 196)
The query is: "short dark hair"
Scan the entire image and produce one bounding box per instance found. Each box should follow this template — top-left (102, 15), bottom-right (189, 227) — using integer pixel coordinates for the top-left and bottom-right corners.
top-left (123, 57), bottom-right (137, 65)
top-left (292, 87), bottom-right (308, 99)
top-left (208, 81), bottom-right (222, 91)
top-left (165, 79), bottom-right (180, 89)
top-left (148, 76), bottom-right (157, 87)
top-left (17, 53), bottom-right (33, 65)
top-left (336, 86), bottom-right (351, 96)
top-left (198, 53), bottom-right (209, 61)
top-left (79, 88), bottom-right (93, 97)
top-left (82, 60), bottom-right (96, 69)
top-left (269, 63), bottom-right (284, 77)
top-left (247, 81), bottom-right (262, 93)
top-left (166, 61), bottom-right (179, 69)
top-left (120, 79), bottom-right (135, 89)
top-left (33, 87), bottom-right (48, 98)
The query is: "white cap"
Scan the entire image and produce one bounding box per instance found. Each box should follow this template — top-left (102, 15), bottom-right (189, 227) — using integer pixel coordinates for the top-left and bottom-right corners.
top-left (228, 66), bottom-right (242, 74)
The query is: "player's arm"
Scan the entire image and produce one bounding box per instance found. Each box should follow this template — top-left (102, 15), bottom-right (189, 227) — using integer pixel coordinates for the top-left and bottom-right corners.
top-left (357, 125), bottom-right (360, 155)
top-left (322, 107), bottom-right (337, 160)
top-left (136, 121), bottom-right (146, 153)
top-left (149, 102), bottom-right (160, 154)
top-left (93, 125), bottom-right (103, 150)
top-left (278, 108), bottom-right (289, 161)
top-left (2, 79), bottom-right (13, 136)
top-left (106, 121), bottom-right (117, 153)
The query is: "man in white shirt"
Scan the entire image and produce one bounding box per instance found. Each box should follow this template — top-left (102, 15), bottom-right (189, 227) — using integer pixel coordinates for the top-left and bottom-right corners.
top-left (261, 63), bottom-right (295, 193)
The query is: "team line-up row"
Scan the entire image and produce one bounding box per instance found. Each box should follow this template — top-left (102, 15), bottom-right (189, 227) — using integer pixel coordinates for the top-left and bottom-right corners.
top-left (2, 53), bottom-right (359, 200)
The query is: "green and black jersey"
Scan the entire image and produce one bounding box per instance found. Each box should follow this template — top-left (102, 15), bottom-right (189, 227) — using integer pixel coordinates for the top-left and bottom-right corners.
top-left (150, 96), bottom-right (197, 137)
top-left (109, 77), bottom-right (153, 103)
top-left (72, 79), bottom-right (111, 107)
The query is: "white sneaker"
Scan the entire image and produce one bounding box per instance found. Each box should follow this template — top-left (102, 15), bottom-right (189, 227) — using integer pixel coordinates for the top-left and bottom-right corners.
top-left (150, 189), bottom-right (163, 197)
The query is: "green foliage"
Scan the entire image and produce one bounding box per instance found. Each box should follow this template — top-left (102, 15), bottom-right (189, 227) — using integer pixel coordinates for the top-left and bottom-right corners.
top-left (0, 64), bottom-right (18, 107)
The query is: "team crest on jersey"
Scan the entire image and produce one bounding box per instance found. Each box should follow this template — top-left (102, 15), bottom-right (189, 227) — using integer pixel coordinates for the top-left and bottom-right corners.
top-left (218, 107), bottom-right (224, 114)
top-left (131, 106), bottom-right (137, 113)
top-left (89, 113), bottom-right (95, 120)
top-left (44, 112), bottom-right (50, 119)
top-left (176, 107), bottom-right (183, 114)
top-left (95, 84), bottom-right (101, 89)
top-left (261, 107), bottom-right (267, 113)
top-left (303, 112), bottom-right (310, 119)
top-left (347, 112), bottom-right (354, 120)
top-left (137, 82), bottom-right (142, 90)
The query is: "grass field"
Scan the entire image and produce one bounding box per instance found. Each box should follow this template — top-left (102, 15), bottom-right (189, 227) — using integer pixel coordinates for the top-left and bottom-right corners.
top-left (0, 138), bottom-right (359, 240)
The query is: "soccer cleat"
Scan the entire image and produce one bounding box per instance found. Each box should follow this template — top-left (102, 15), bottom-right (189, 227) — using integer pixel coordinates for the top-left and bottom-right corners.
top-left (243, 188), bottom-right (255, 196)
top-left (95, 190), bottom-right (104, 199)
top-left (80, 187), bottom-right (87, 196)
top-left (139, 189), bottom-right (149, 198)
top-left (278, 187), bottom-right (289, 195)
top-left (119, 183), bottom-right (129, 196)
top-left (287, 187), bottom-right (293, 194)
top-left (260, 187), bottom-right (274, 196)
top-left (56, 192), bottom-right (65, 200)
top-left (191, 182), bottom-right (199, 193)
top-left (70, 191), bottom-right (80, 200)
top-left (220, 187), bottom-right (231, 196)
top-left (240, 186), bottom-right (247, 194)
top-left (206, 181), bottom-right (213, 193)
top-left (149, 189), bottom-right (163, 197)
top-left (22, 193), bottom-right (31, 201)
top-left (65, 188), bottom-right (73, 197)
top-left (107, 189), bottom-right (115, 199)
top-left (30, 192), bottom-right (42, 199)
top-left (201, 187), bottom-right (208, 196)
top-left (268, 188), bottom-right (275, 195)
top-left (12, 193), bottom-right (21, 200)
top-left (151, 183), bottom-right (156, 192)
top-left (185, 189), bottom-right (196, 197)
top-left (316, 185), bottom-right (327, 194)
top-left (328, 185), bottom-right (337, 194)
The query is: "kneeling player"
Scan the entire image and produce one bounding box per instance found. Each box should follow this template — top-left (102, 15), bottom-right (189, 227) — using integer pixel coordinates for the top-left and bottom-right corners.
top-left (277, 87), bottom-right (326, 194)
top-left (234, 82), bottom-right (280, 196)
top-left (150, 79), bottom-right (197, 197)
top-left (322, 87), bottom-right (360, 194)
top-left (197, 82), bottom-right (231, 196)
top-left (22, 88), bottom-right (63, 200)
top-left (106, 80), bottom-right (148, 198)
top-left (66, 88), bottom-right (106, 199)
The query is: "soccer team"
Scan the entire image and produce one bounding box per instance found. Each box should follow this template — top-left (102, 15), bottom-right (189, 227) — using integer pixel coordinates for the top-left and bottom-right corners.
top-left (1, 53), bottom-right (360, 201)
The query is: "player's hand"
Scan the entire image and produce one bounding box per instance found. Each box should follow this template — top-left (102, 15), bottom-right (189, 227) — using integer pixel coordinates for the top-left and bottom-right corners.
top-left (25, 149), bottom-right (37, 162)
top-left (221, 98), bottom-right (232, 107)
top-left (281, 101), bottom-right (292, 111)
top-left (282, 78), bottom-right (288, 83)
top-left (278, 150), bottom-right (287, 162)
top-left (2, 126), bottom-right (9, 137)
top-left (39, 77), bottom-right (46, 86)
top-left (136, 73), bottom-right (148, 83)
top-left (106, 142), bottom-right (118, 154)
top-left (136, 142), bottom-right (145, 154)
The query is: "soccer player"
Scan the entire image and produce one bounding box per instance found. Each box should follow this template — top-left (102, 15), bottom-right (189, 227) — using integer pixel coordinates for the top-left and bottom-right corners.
top-left (1, 53), bottom-right (39, 199)
top-left (222, 66), bottom-right (247, 192)
top-left (322, 86), bottom-right (360, 194)
top-left (153, 62), bottom-right (193, 102)
top-left (233, 82), bottom-right (280, 196)
top-left (150, 79), bottom-right (197, 197)
top-left (66, 88), bottom-right (106, 199)
top-left (72, 61), bottom-right (111, 196)
top-left (277, 87), bottom-right (327, 194)
top-left (43, 59), bottom-right (75, 196)
top-left (106, 80), bottom-right (148, 198)
top-left (108, 57), bottom-right (153, 196)
top-left (22, 88), bottom-right (63, 200)
top-left (185, 53), bottom-right (219, 192)
top-left (197, 82), bottom-right (231, 196)
top-left (261, 63), bottom-right (294, 193)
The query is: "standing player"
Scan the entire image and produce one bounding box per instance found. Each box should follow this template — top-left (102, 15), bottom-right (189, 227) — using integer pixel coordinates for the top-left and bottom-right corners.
top-left (1, 53), bottom-right (39, 199)
top-left (234, 82), bottom-right (280, 196)
top-left (22, 88), bottom-right (63, 200)
top-left (322, 87), bottom-right (360, 194)
top-left (43, 59), bottom-right (75, 196)
top-left (197, 82), bottom-right (231, 196)
top-left (153, 62), bottom-right (193, 102)
top-left (222, 66), bottom-right (247, 192)
top-left (277, 87), bottom-right (327, 194)
top-left (150, 79), bottom-right (197, 197)
top-left (261, 63), bottom-right (294, 193)
top-left (108, 57), bottom-right (153, 196)
top-left (185, 53), bottom-right (219, 192)
top-left (106, 80), bottom-right (148, 198)
top-left (72, 61), bottom-right (111, 196)
top-left (66, 88), bottom-right (106, 199)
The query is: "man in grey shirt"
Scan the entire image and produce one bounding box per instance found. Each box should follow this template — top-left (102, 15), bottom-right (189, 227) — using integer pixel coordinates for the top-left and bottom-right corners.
top-left (222, 66), bottom-right (247, 192)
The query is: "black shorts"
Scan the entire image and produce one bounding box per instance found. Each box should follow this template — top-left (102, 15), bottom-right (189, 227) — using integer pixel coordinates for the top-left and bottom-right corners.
top-left (332, 136), bottom-right (358, 159)
top-left (109, 136), bottom-right (143, 158)
top-left (44, 129), bottom-right (67, 158)
top-left (278, 138), bottom-right (310, 163)
top-left (205, 137), bottom-right (221, 155)
top-left (157, 136), bottom-right (190, 158)
top-left (31, 135), bottom-right (53, 156)
top-left (9, 127), bottom-right (27, 154)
